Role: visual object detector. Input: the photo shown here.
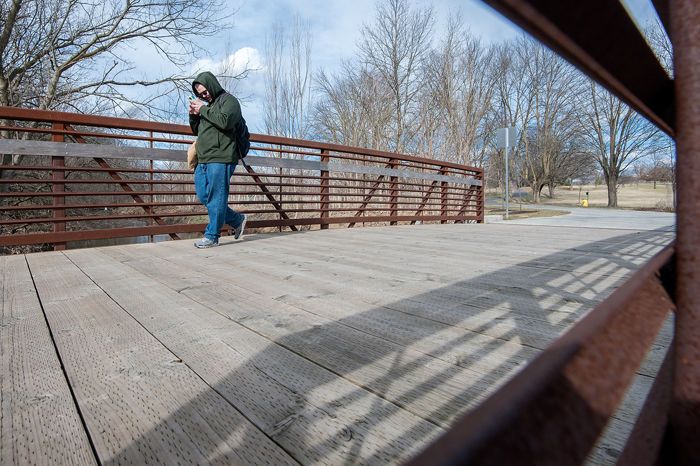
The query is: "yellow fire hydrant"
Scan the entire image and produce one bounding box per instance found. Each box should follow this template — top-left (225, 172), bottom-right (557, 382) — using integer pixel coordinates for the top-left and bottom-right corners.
top-left (581, 199), bottom-right (588, 207)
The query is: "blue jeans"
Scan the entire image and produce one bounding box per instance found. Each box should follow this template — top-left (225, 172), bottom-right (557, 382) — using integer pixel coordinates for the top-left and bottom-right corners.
top-left (194, 163), bottom-right (245, 242)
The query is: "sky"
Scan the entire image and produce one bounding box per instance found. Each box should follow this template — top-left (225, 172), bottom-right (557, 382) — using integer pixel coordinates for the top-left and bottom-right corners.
top-left (176, 0), bottom-right (662, 133)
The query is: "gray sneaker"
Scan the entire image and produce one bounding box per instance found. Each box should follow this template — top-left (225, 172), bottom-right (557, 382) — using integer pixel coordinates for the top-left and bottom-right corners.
top-left (194, 237), bottom-right (218, 248)
top-left (234, 215), bottom-right (247, 239)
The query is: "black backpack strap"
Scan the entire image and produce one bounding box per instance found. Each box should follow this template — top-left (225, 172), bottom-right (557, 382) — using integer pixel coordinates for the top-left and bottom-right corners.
top-left (217, 92), bottom-right (248, 167)
top-left (216, 92), bottom-right (229, 108)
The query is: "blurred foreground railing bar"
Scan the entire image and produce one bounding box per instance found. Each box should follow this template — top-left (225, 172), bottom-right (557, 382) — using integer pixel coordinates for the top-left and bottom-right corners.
top-left (408, 0), bottom-right (699, 464)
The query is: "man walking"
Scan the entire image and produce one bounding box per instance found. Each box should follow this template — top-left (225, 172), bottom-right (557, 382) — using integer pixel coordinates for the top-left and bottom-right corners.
top-left (189, 71), bottom-right (247, 248)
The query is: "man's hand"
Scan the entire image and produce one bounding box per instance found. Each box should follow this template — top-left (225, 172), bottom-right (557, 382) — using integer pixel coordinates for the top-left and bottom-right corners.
top-left (189, 98), bottom-right (204, 115)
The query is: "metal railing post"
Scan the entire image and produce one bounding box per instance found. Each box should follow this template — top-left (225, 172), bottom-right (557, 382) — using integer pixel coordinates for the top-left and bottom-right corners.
top-left (51, 122), bottom-right (66, 250)
top-left (390, 158), bottom-right (398, 225)
top-left (320, 149), bottom-right (329, 229)
top-left (474, 185), bottom-right (482, 222)
top-left (440, 169), bottom-right (448, 224)
top-left (671, 0), bottom-right (700, 461)
top-left (149, 131), bottom-right (154, 242)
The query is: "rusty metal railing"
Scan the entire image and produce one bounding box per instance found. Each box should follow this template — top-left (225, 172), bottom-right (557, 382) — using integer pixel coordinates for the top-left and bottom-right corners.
top-left (408, 0), bottom-right (698, 464)
top-left (0, 106), bottom-right (483, 252)
top-left (409, 244), bottom-right (676, 465)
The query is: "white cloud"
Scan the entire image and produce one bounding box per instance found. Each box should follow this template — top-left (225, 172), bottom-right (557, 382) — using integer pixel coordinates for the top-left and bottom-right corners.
top-left (191, 47), bottom-right (264, 77)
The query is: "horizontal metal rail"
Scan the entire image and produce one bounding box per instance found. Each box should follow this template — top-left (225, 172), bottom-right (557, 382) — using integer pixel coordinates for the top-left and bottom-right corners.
top-left (414, 0), bottom-right (694, 463)
top-left (481, 0), bottom-right (674, 137)
top-left (0, 106), bottom-right (483, 250)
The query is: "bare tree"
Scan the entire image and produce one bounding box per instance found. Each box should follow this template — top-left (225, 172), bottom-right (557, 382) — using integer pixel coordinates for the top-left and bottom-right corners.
top-left (419, 15), bottom-right (497, 167)
top-left (644, 18), bottom-right (676, 208)
top-left (645, 18), bottom-right (673, 78)
top-left (579, 80), bottom-right (668, 207)
top-left (0, 0), bottom-right (235, 179)
top-left (0, 0), bottom-right (229, 115)
top-left (263, 15), bottom-right (313, 139)
top-left (576, 18), bottom-right (675, 209)
top-left (313, 63), bottom-right (394, 150)
top-left (494, 37), bottom-right (588, 203)
top-left (357, 0), bottom-right (434, 153)
top-left (264, 22), bottom-right (284, 139)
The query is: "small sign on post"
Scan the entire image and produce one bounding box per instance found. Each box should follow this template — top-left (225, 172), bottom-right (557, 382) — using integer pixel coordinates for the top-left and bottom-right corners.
top-left (496, 127), bottom-right (517, 149)
top-left (496, 127), bottom-right (517, 219)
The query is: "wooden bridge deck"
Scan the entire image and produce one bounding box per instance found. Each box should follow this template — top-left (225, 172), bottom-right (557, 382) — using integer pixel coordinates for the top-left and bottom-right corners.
top-left (1, 223), bottom-right (674, 465)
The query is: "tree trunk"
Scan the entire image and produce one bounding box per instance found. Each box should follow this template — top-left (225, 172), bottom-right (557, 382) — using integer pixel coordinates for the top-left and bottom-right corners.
top-left (607, 174), bottom-right (618, 207)
top-left (531, 182), bottom-right (544, 204)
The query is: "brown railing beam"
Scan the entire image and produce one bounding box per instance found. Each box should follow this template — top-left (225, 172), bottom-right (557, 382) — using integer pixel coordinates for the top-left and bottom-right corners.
top-left (390, 159), bottom-right (398, 226)
top-left (670, 0), bottom-right (700, 461)
top-left (408, 246), bottom-right (676, 466)
top-left (91, 158), bottom-right (179, 240)
top-left (241, 162), bottom-right (298, 232)
top-left (456, 186), bottom-right (482, 221)
top-left (64, 123), bottom-right (179, 241)
top-left (482, 0), bottom-right (674, 136)
top-left (440, 169), bottom-right (448, 225)
top-left (51, 122), bottom-right (67, 250)
top-left (348, 161), bottom-right (402, 228)
top-left (319, 149), bottom-right (330, 229)
top-left (0, 107), bottom-right (483, 246)
top-left (617, 343), bottom-right (674, 465)
top-left (348, 175), bottom-right (385, 228)
top-left (411, 180), bottom-right (439, 224)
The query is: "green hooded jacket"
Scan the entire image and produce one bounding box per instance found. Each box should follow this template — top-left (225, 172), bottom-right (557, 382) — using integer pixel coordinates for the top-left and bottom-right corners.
top-left (189, 71), bottom-right (242, 164)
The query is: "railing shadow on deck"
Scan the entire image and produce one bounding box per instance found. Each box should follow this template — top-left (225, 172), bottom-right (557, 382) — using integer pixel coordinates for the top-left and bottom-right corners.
top-left (54, 226), bottom-right (675, 464)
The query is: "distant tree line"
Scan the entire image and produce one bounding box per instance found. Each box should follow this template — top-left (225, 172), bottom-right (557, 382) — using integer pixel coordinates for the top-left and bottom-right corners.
top-left (0, 0), bottom-right (675, 209)
top-left (264, 0), bottom-right (675, 208)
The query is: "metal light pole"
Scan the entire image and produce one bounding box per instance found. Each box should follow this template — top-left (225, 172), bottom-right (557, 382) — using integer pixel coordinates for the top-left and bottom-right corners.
top-left (496, 127), bottom-right (517, 219)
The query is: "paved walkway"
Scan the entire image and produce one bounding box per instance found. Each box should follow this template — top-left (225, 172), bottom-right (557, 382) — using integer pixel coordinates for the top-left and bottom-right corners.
top-left (491, 205), bottom-right (676, 231)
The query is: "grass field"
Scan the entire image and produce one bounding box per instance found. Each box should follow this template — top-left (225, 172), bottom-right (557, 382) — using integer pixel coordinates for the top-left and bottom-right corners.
top-left (487, 182), bottom-right (676, 211)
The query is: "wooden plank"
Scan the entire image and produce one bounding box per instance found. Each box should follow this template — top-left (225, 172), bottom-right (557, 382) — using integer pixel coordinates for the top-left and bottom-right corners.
top-left (1, 255), bottom-right (96, 465)
top-left (3, 223), bottom-right (675, 464)
top-left (274, 224), bottom-right (674, 274)
top-left (64, 247), bottom-right (444, 464)
top-left (227, 224), bottom-right (664, 279)
top-left (127, 226), bottom-right (668, 414)
top-left (243, 156), bottom-right (483, 186)
top-left (195, 226), bottom-right (670, 350)
top-left (25, 252), bottom-right (297, 465)
top-left (586, 332), bottom-right (673, 465)
top-left (148, 241), bottom-right (544, 366)
top-left (408, 258), bottom-right (675, 466)
top-left (105, 242), bottom-right (537, 388)
top-left (98, 244), bottom-right (538, 427)
top-left (105, 224), bottom-right (671, 372)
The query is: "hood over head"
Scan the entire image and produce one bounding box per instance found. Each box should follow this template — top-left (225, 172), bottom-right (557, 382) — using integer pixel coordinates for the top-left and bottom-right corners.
top-left (192, 71), bottom-right (225, 99)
